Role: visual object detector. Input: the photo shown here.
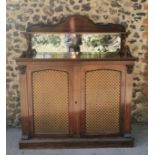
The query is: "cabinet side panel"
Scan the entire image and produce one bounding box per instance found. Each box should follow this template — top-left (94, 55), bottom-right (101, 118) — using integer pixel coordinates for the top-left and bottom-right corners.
top-left (85, 69), bottom-right (121, 134)
top-left (20, 73), bottom-right (30, 138)
top-left (32, 70), bottom-right (69, 134)
top-left (123, 73), bottom-right (133, 135)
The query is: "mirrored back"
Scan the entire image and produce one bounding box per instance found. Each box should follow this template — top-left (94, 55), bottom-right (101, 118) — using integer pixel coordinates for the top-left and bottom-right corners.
top-left (31, 33), bottom-right (121, 53)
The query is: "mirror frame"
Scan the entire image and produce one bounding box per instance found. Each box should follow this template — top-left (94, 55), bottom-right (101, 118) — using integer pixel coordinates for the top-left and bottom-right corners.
top-left (22, 15), bottom-right (132, 58)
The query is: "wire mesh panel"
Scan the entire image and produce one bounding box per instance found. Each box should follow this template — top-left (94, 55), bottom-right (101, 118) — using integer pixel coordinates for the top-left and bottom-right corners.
top-left (85, 69), bottom-right (121, 134)
top-left (32, 70), bottom-right (69, 134)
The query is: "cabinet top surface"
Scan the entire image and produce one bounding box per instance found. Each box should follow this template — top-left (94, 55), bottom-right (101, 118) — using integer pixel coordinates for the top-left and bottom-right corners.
top-left (16, 52), bottom-right (137, 62)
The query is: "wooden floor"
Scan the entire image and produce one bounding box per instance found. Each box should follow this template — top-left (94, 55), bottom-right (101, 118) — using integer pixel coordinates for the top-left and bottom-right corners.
top-left (6, 124), bottom-right (147, 155)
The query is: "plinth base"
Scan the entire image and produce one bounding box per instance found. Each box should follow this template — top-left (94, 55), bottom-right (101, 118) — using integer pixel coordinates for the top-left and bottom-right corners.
top-left (19, 137), bottom-right (134, 149)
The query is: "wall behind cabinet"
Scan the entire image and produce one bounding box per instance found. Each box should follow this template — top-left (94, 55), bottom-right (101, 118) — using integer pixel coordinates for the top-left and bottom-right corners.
top-left (6, 0), bottom-right (148, 127)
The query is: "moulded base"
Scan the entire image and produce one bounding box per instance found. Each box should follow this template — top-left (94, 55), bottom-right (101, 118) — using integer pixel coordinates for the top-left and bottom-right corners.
top-left (19, 136), bottom-right (134, 149)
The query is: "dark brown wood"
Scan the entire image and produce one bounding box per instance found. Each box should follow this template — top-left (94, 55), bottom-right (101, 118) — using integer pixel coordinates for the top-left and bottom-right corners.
top-left (120, 32), bottom-right (128, 56)
top-left (18, 65), bottom-right (27, 74)
top-left (123, 72), bottom-right (133, 136)
top-left (80, 64), bottom-right (124, 136)
top-left (26, 15), bottom-right (125, 33)
top-left (119, 66), bottom-right (126, 135)
top-left (72, 63), bottom-right (81, 136)
top-left (17, 52), bottom-right (137, 61)
top-left (22, 15), bottom-right (131, 58)
top-left (16, 15), bottom-right (136, 149)
top-left (17, 58), bottom-right (135, 148)
top-left (17, 57), bottom-right (137, 62)
top-left (19, 70), bottom-right (31, 140)
top-left (19, 137), bottom-right (134, 149)
top-left (126, 64), bottom-right (134, 74)
top-left (25, 63), bottom-right (74, 138)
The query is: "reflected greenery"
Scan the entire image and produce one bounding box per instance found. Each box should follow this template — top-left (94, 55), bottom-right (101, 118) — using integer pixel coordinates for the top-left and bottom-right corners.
top-left (31, 33), bottom-right (121, 53)
top-left (32, 34), bottom-right (61, 47)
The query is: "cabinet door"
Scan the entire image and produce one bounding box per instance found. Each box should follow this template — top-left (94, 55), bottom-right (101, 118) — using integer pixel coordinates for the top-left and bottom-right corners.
top-left (27, 63), bottom-right (74, 137)
top-left (80, 63), bottom-right (126, 137)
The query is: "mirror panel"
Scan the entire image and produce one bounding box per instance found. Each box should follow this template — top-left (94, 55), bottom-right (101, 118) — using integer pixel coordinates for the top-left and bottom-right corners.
top-left (31, 33), bottom-right (121, 53)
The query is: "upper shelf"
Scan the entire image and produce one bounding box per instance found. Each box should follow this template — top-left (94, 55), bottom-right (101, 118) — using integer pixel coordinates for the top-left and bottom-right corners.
top-left (16, 52), bottom-right (137, 62)
top-left (18, 15), bottom-right (135, 60)
top-left (25, 15), bottom-right (126, 33)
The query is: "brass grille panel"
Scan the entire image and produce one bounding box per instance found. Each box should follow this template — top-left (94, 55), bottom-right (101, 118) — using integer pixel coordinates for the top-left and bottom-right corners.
top-left (85, 70), bottom-right (121, 134)
top-left (32, 70), bottom-right (69, 134)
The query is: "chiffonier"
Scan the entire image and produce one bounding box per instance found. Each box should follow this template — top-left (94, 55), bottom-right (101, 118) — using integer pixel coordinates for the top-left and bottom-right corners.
top-left (16, 15), bottom-right (136, 148)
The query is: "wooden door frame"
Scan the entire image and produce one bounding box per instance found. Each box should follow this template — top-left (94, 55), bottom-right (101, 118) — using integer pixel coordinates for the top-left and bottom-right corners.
top-left (79, 62), bottom-right (126, 137)
top-left (26, 63), bottom-right (74, 138)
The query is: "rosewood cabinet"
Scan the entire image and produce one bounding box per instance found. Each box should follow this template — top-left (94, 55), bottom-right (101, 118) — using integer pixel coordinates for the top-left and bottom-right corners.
top-left (16, 15), bottom-right (136, 148)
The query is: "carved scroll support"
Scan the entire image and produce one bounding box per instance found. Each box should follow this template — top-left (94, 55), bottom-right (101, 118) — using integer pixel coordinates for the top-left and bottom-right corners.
top-left (120, 32), bottom-right (132, 57)
top-left (126, 64), bottom-right (134, 74)
top-left (124, 45), bottom-right (133, 57)
top-left (18, 65), bottom-right (27, 74)
top-left (21, 33), bottom-right (37, 58)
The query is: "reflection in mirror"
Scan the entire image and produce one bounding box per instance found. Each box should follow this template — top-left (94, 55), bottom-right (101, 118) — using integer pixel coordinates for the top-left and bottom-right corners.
top-left (31, 33), bottom-right (121, 53)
